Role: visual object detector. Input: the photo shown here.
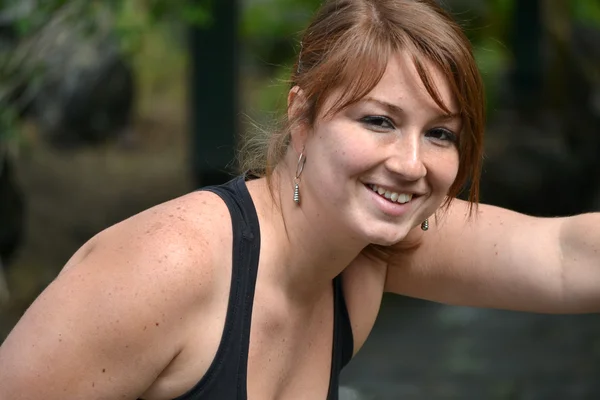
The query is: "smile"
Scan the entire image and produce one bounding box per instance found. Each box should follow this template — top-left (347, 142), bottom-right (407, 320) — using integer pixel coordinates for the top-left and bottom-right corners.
top-left (367, 184), bottom-right (413, 204)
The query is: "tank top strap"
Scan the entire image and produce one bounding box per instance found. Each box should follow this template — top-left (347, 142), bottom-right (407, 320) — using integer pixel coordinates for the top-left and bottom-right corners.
top-left (173, 176), bottom-right (354, 400)
top-left (174, 176), bottom-right (261, 399)
top-left (335, 275), bottom-right (354, 369)
top-left (327, 274), bottom-right (355, 399)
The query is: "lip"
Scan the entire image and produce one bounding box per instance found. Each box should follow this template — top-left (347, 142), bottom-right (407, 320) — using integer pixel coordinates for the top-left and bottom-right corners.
top-left (364, 184), bottom-right (416, 217)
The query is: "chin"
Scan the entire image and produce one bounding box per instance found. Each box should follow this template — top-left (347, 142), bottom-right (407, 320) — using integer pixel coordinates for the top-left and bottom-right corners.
top-left (369, 236), bottom-right (405, 247)
top-left (361, 223), bottom-right (412, 247)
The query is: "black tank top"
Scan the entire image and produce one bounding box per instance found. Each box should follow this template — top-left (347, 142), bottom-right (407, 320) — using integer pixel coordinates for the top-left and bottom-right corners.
top-left (171, 176), bottom-right (354, 400)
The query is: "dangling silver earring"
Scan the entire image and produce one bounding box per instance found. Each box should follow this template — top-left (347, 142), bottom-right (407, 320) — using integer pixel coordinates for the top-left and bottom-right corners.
top-left (293, 181), bottom-right (300, 204)
top-left (421, 219), bottom-right (429, 231)
top-left (293, 149), bottom-right (306, 205)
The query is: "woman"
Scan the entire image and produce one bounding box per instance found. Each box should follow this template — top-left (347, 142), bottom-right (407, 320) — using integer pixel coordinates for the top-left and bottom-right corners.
top-left (1, 0), bottom-right (599, 399)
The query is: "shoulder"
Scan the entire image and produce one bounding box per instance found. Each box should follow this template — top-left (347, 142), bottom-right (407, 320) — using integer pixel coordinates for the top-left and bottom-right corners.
top-left (0, 189), bottom-right (234, 398)
top-left (66, 189), bottom-right (231, 285)
top-left (65, 188), bottom-right (235, 324)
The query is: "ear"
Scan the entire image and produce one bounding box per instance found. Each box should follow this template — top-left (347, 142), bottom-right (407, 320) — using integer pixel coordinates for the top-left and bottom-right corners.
top-left (287, 86), bottom-right (308, 154)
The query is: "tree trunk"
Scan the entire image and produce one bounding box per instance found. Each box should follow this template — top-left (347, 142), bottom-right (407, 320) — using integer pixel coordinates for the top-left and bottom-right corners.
top-left (189, 0), bottom-right (240, 187)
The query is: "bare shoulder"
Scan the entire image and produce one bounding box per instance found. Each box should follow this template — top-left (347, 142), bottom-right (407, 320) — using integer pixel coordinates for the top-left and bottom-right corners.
top-left (0, 189), bottom-right (232, 399)
top-left (75, 188), bottom-right (230, 273)
top-left (61, 189), bottom-right (232, 309)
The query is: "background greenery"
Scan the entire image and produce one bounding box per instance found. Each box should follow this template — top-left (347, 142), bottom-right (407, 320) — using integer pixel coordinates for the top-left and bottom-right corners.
top-left (2, 0), bottom-right (600, 144)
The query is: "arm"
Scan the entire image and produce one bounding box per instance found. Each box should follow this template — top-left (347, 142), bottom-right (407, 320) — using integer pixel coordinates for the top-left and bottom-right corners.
top-left (0, 193), bottom-right (219, 399)
top-left (384, 199), bottom-right (600, 313)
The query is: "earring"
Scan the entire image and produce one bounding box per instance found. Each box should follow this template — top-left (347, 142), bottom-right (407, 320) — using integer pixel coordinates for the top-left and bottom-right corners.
top-left (293, 149), bottom-right (306, 205)
top-left (293, 180), bottom-right (300, 204)
top-left (421, 219), bottom-right (429, 231)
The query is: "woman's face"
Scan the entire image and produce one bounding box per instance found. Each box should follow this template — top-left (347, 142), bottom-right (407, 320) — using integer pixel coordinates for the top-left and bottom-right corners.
top-left (296, 51), bottom-right (461, 246)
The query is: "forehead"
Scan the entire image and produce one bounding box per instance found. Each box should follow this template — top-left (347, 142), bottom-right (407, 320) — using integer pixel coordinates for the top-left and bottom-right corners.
top-left (368, 51), bottom-right (458, 116)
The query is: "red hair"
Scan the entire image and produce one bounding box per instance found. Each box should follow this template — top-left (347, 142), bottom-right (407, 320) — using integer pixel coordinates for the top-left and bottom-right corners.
top-left (243, 0), bottom-right (485, 208)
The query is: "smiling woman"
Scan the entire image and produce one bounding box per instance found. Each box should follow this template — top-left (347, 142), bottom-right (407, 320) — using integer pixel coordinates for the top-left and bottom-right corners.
top-left (242, 0), bottom-right (485, 210)
top-left (279, 50), bottom-right (464, 246)
top-left (2, 1), bottom-right (600, 400)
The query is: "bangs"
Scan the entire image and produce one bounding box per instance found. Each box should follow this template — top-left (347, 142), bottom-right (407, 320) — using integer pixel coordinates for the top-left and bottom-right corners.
top-left (313, 25), bottom-right (393, 119)
top-left (314, 29), bottom-right (466, 129)
top-left (244, 0), bottom-right (485, 209)
top-left (276, 0), bottom-right (485, 210)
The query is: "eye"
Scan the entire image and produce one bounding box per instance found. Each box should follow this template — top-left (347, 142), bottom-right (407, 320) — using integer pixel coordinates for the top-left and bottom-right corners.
top-left (360, 115), bottom-right (395, 131)
top-left (426, 127), bottom-right (458, 144)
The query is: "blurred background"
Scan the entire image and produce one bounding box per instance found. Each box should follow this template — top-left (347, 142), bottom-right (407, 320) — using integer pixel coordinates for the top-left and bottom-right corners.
top-left (1, 0), bottom-right (600, 398)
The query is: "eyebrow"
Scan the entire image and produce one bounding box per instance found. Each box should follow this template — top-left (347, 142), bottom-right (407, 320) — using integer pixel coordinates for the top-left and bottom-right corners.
top-left (361, 97), bottom-right (460, 122)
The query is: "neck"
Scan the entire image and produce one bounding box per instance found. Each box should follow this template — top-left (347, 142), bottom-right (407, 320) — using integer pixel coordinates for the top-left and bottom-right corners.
top-left (247, 168), bottom-right (368, 301)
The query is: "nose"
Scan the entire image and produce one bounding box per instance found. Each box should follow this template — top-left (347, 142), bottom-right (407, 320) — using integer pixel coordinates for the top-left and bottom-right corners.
top-left (384, 131), bottom-right (426, 181)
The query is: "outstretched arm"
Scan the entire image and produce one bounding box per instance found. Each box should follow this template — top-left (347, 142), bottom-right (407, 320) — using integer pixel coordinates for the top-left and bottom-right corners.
top-left (384, 199), bottom-right (600, 313)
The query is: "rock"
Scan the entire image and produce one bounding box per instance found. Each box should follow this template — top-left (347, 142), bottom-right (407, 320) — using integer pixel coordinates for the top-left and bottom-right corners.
top-left (481, 94), bottom-right (600, 215)
top-left (0, 1), bottom-right (136, 148)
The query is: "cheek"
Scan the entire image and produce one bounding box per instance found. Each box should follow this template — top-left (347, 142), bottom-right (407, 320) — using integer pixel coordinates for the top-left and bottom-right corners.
top-left (317, 125), bottom-right (373, 170)
top-left (447, 155), bottom-right (460, 183)
top-left (431, 152), bottom-right (460, 190)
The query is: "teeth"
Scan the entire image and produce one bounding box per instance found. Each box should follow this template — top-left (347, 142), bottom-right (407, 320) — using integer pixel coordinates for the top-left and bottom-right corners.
top-left (369, 185), bottom-right (413, 204)
top-left (398, 194), bottom-right (411, 203)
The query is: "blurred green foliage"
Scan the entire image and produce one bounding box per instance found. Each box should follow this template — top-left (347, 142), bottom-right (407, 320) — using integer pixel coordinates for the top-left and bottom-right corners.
top-left (241, 0), bottom-right (517, 116)
top-left (0, 0), bottom-right (213, 143)
top-left (241, 0), bottom-right (320, 116)
top-left (571, 0), bottom-right (600, 25)
top-left (0, 0), bottom-right (214, 36)
top-left (242, 0), bottom-right (320, 38)
top-left (1, 0), bottom-right (600, 144)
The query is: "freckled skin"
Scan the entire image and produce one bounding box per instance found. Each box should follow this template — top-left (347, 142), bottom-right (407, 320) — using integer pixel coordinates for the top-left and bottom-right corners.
top-left (293, 52), bottom-right (460, 248)
top-left (2, 48), bottom-right (600, 400)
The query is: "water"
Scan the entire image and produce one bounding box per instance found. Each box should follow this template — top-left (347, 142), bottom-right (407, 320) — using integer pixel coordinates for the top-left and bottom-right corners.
top-left (340, 295), bottom-right (600, 399)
